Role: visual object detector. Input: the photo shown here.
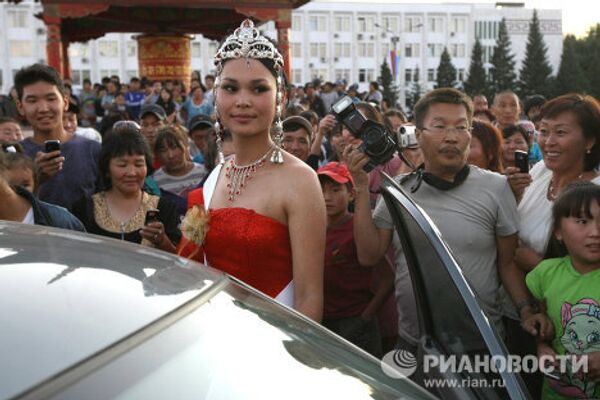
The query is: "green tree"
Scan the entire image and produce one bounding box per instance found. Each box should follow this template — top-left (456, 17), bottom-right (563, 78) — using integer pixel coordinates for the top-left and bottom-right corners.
top-left (464, 38), bottom-right (487, 96)
top-left (435, 47), bottom-right (457, 89)
top-left (490, 18), bottom-right (517, 94)
top-left (554, 35), bottom-right (589, 96)
top-left (379, 59), bottom-right (399, 107)
top-left (518, 10), bottom-right (553, 97)
top-left (575, 23), bottom-right (600, 99)
top-left (405, 67), bottom-right (422, 116)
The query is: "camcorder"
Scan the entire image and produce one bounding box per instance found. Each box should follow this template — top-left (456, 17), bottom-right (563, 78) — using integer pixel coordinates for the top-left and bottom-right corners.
top-left (331, 96), bottom-right (418, 171)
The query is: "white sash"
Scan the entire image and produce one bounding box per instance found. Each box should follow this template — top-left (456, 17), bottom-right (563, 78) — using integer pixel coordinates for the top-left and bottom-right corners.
top-left (201, 162), bottom-right (295, 309)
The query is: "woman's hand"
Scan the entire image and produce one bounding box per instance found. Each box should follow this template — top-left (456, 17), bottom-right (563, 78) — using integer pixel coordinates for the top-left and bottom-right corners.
top-left (504, 166), bottom-right (532, 202)
top-left (140, 221), bottom-right (175, 253)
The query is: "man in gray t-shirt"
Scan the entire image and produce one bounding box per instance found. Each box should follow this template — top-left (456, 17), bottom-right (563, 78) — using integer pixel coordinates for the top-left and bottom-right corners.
top-left (343, 88), bottom-right (550, 346)
top-left (373, 167), bottom-right (518, 342)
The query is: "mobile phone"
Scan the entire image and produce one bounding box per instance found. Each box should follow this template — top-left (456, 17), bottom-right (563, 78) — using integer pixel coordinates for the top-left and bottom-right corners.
top-left (44, 140), bottom-right (61, 154)
top-left (144, 209), bottom-right (160, 225)
top-left (514, 150), bottom-right (529, 173)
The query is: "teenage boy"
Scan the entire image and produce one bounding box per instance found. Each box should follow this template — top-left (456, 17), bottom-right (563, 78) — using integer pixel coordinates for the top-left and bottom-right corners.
top-left (318, 161), bottom-right (394, 357)
top-left (16, 64), bottom-right (100, 211)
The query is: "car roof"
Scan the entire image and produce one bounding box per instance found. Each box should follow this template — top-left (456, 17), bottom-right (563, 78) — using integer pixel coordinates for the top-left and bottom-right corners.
top-left (0, 221), bottom-right (225, 399)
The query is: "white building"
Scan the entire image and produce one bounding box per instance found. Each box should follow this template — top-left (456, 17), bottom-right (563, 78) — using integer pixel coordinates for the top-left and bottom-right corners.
top-left (1, 0), bottom-right (562, 106)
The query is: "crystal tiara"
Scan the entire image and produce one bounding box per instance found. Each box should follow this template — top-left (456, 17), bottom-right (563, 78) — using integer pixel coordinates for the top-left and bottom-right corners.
top-left (214, 19), bottom-right (284, 72)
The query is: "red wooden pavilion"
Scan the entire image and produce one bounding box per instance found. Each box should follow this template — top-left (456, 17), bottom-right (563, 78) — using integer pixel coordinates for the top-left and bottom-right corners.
top-left (35, 0), bottom-right (307, 81)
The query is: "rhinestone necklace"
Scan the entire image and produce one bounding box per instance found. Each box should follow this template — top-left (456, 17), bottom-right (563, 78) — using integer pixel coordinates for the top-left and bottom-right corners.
top-left (225, 146), bottom-right (273, 202)
top-left (547, 173), bottom-right (583, 201)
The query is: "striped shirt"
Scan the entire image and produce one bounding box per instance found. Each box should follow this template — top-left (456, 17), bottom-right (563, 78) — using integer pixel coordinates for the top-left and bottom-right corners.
top-left (153, 163), bottom-right (208, 198)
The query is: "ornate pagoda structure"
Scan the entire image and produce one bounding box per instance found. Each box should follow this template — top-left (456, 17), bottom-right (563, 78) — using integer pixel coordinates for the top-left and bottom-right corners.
top-left (35, 0), bottom-right (307, 83)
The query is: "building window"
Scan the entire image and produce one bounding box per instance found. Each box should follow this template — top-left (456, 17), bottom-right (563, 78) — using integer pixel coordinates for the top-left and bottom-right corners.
top-left (405, 68), bottom-right (413, 84)
top-left (476, 21), bottom-right (500, 40)
top-left (310, 43), bottom-right (327, 58)
top-left (208, 42), bottom-right (218, 57)
top-left (404, 43), bottom-right (420, 58)
top-left (450, 44), bottom-right (465, 58)
top-left (457, 68), bottom-right (465, 82)
top-left (71, 70), bottom-right (91, 86)
top-left (358, 43), bottom-right (374, 57)
top-left (68, 43), bottom-right (90, 58)
top-left (100, 69), bottom-right (120, 78)
top-left (98, 41), bottom-right (118, 57)
top-left (191, 42), bottom-right (202, 58)
top-left (309, 15), bottom-right (327, 31)
top-left (451, 17), bottom-right (466, 33)
top-left (291, 43), bottom-right (302, 57)
top-left (428, 17), bottom-right (444, 33)
top-left (292, 15), bottom-right (302, 31)
top-left (405, 16), bottom-right (423, 33)
top-left (0, 71), bottom-right (3, 88)
top-left (7, 10), bottom-right (28, 28)
top-left (311, 69), bottom-right (328, 81)
top-left (334, 16), bottom-right (351, 31)
top-left (427, 43), bottom-right (444, 58)
top-left (292, 69), bottom-right (303, 84)
top-left (357, 16), bottom-right (375, 32)
top-left (334, 69), bottom-right (351, 82)
top-left (382, 16), bottom-right (399, 33)
top-left (126, 70), bottom-right (138, 80)
top-left (427, 68), bottom-right (436, 82)
top-left (127, 41), bottom-right (137, 57)
top-left (358, 68), bottom-right (374, 83)
top-left (483, 45), bottom-right (494, 63)
top-left (10, 40), bottom-right (33, 57)
top-left (334, 43), bottom-right (351, 58)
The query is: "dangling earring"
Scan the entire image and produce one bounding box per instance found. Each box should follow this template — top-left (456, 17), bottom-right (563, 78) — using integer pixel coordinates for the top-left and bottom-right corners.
top-left (270, 74), bottom-right (284, 164)
top-left (215, 119), bottom-right (225, 165)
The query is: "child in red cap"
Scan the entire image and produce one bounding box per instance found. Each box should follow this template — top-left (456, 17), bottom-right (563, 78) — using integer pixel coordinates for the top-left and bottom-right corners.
top-left (318, 162), bottom-right (394, 357)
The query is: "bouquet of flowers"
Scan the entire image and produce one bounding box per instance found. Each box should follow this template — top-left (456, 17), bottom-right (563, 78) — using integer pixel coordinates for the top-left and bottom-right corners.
top-left (178, 205), bottom-right (210, 259)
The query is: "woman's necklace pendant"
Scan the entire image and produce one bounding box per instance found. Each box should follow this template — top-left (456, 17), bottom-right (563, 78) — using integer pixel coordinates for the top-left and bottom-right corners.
top-left (225, 147), bottom-right (273, 202)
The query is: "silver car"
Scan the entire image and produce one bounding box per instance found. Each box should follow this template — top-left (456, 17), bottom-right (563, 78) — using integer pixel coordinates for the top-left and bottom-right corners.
top-left (0, 220), bottom-right (434, 400)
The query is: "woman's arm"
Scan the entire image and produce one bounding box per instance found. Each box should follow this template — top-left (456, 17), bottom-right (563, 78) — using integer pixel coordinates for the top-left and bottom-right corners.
top-left (286, 165), bottom-right (326, 322)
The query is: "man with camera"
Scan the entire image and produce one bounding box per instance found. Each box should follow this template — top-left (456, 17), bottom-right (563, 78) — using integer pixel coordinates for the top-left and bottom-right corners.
top-left (342, 88), bottom-right (551, 350)
top-left (16, 64), bottom-right (100, 211)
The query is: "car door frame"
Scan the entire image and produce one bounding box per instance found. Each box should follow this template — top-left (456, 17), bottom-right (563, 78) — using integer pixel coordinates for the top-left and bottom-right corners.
top-left (379, 172), bottom-right (531, 400)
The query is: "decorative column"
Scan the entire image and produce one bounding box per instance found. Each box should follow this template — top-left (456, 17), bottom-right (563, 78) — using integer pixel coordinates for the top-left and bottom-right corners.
top-left (275, 19), bottom-right (292, 79)
top-left (44, 16), bottom-right (64, 76)
top-left (61, 39), bottom-right (71, 80)
top-left (136, 34), bottom-right (193, 91)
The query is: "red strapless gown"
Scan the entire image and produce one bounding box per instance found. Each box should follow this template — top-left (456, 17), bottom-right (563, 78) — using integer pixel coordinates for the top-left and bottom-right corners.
top-left (178, 189), bottom-right (293, 298)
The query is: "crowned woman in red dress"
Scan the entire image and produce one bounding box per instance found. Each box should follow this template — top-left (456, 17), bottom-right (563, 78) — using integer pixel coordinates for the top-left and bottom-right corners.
top-left (178, 20), bottom-right (326, 321)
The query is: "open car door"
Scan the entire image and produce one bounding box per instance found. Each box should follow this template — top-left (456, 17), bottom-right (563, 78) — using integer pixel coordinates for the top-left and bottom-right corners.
top-left (379, 173), bottom-right (531, 400)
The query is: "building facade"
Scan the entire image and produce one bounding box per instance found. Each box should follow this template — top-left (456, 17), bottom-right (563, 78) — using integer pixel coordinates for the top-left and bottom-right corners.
top-left (1, 1), bottom-right (562, 106)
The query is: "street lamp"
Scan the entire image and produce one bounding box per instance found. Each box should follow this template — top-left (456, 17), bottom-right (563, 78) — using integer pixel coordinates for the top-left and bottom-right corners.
top-left (374, 22), bottom-right (400, 85)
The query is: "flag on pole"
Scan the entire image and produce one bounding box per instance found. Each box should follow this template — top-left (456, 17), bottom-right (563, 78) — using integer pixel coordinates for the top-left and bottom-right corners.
top-left (390, 50), bottom-right (401, 76)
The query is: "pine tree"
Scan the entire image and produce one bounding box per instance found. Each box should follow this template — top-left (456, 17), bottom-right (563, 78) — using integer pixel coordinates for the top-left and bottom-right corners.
top-left (490, 18), bottom-right (517, 94)
top-left (435, 47), bottom-right (457, 89)
top-left (379, 60), bottom-right (399, 107)
top-left (464, 38), bottom-right (486, 96)
top-left (554, 35), bottom-right (589, 96)
top-left (406, 67), bottom-right (422, 116)
top-left (575, 24), bottom-right (600, 99)
top-left (518, 10), bottom-right (553, 97)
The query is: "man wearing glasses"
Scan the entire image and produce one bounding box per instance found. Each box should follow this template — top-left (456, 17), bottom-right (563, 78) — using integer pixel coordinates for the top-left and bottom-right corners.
top-left (344, 88), bottom-right (551, 352)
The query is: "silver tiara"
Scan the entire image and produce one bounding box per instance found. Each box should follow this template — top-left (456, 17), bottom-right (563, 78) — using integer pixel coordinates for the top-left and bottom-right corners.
top-left (214, 19), bottom-right (284, 72)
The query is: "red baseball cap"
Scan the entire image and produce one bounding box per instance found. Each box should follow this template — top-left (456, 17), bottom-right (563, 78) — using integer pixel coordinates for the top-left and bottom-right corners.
top-left (317, 162), bottom-right (355, 187)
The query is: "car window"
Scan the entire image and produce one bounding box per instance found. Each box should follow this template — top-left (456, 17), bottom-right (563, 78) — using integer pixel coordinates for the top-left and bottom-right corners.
top-left (380, 176), bottom-right (529, 398)
top-left (50, 284), bottom-right (435, 400)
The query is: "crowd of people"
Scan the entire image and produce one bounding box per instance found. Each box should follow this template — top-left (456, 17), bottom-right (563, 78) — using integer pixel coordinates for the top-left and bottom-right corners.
top-left (1, 19), bottom-right (599, 399)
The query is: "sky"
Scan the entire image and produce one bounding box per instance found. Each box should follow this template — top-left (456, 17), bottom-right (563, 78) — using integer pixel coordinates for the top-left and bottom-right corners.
top-left (317, 0), bottom-right (600, 37)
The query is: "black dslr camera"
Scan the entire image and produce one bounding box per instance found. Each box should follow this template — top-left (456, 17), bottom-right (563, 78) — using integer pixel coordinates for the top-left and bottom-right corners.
top-left (331, 96), bottom-right (397, 172)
